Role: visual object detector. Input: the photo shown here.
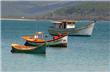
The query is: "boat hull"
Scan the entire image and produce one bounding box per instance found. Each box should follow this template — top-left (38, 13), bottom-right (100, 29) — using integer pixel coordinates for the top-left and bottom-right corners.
top-left (48, 22), bottom-right (95, 36)
top-left (11, 45), bottom-right (46, 54)
top-left (24, 36), bottom-right (68, 47)
top-left (24, 41), bottom-right (67, 47)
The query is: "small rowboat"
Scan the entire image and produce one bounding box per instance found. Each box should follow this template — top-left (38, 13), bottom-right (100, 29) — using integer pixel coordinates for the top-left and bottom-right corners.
top-left (11, 43), bottom-right (46, 54)
top-left (22, 32), bottom-right (68, 47)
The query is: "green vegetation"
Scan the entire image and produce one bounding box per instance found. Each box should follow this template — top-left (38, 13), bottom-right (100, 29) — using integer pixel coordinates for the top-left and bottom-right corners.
top-left (2, 1), bottom-right (110, 20)
top-left (43, 1), bottom-right (110, 20)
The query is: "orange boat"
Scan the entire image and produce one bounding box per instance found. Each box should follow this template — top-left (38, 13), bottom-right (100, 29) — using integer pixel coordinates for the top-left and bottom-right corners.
top-left (22, 32), bottom-right (68, 47)
top-left (11, 43), bottom-right (46, 54)
top-left (22, 35), bottom-right (45, 43)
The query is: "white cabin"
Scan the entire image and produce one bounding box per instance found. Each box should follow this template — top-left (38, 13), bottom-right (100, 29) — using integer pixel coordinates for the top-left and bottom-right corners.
top-left (34, 32), bottom-right (44, 39)
top-left (52, 20), bottom-right (76, 29)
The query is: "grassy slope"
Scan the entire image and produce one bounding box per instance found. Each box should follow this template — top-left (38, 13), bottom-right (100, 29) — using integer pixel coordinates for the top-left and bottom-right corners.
top-left (43, 1), bottom-right (110, 20)
top-left (54, 1), bottom-right (110, 15)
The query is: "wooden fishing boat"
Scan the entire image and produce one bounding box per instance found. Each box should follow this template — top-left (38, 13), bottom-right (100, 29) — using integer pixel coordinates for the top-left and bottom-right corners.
top-left (22, 32), bottom-right (68, 47)
top-left (48, 20), bottom-right (95, 36)
top-left (11, 43), bottom-right (46, 54)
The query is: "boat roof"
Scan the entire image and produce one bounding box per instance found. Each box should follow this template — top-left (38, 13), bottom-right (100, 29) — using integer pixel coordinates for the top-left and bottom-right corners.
top-left (52, 21), bottom-right (62, 24)
top-left (58, 20), bottom-right (77, 22)
top-left (36, 32), bottom-right (44, 34)
top-left (52, 20), bottom-right (77, 24)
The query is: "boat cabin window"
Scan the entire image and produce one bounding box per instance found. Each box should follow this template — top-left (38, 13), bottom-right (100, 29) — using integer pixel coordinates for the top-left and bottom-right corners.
top-left (73, 22), bottom-right (75, 24)
top-left (59, 22), bottom-right (66, 29)
top-left (63, 22), bottom-right (66, 29)
top-left (53, 21), bottom-right (76, 29)
top-left (66, 22), bottom-right (75, 29)
top-left (35, 32), bottom-right (44, 39)
top-left (67, 22), bottom-right (72, 24)
top-left (54, 22), bottom-right (66, 29)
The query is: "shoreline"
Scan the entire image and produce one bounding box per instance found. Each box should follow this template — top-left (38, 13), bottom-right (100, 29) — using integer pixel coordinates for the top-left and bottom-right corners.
top-left (0, 18), bottom-right (37, 21)
top-left (0, 18), bottom-right (109, 22)
top-left (0, 18), bottom-right (54, 22)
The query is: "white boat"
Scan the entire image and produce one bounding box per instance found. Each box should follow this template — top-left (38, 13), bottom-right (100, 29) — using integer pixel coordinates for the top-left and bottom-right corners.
top-left (48, 20), bottom-right (95, 36)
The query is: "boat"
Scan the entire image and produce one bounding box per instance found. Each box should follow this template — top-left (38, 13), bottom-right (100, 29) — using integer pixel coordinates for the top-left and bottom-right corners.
top-left (48, 20), bottom-right (95, 36)
top-left (11, 43), bottom-right (46, 54)
top-left (22, 32), bottom-right (68, 47)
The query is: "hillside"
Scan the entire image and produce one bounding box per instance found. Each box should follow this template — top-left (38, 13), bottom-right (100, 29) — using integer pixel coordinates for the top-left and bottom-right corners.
top-left (1, 1), bottom-right (110, 20)
top-left (42, 1), bottom-right (110, 20)
top-left (1, 1), bottom-right (71, 17)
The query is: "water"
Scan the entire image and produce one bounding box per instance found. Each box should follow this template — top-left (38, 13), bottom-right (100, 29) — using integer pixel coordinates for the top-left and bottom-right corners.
top-left (1, 20), bottom-right (109, 72)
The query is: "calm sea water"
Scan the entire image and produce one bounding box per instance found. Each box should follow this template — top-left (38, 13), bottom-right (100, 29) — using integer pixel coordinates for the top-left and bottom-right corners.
top-left (1, 20), bottom-right (109, 72)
